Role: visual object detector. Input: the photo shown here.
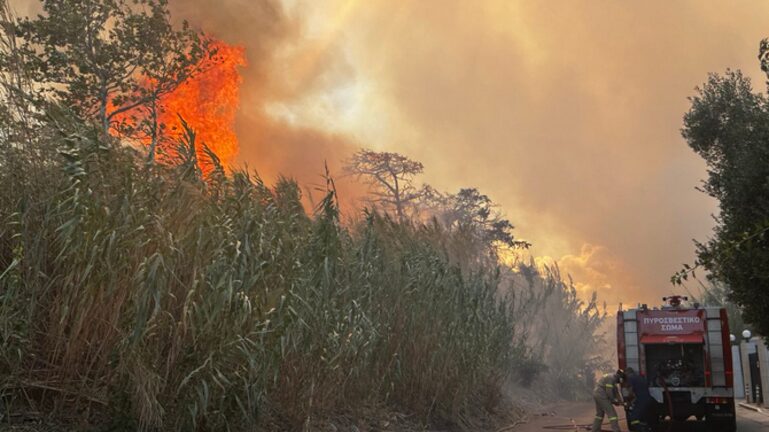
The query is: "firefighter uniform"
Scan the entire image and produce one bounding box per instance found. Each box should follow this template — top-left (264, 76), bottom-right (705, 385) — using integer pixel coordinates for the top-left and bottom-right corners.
top-left (592, 373), bottom-right (622, 432)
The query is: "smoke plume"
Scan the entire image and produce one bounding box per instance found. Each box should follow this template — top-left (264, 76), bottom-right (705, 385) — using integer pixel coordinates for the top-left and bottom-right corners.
top-left (177, 0), bottom-right (769, 308)
top-left (14, 0), bottom-right (769, 308)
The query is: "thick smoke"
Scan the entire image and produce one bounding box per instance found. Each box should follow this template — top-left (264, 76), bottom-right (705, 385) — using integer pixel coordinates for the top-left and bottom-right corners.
top-left (169, 0), bottom-right (364, 209)
top-left (14, 0), bottom-right (769, 308)
top-left (246, 0), bottom-right (769, 307)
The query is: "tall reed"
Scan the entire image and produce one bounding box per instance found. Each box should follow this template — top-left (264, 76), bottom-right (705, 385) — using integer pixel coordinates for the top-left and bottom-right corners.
top-left (1, 113), bottom-right (528, 430)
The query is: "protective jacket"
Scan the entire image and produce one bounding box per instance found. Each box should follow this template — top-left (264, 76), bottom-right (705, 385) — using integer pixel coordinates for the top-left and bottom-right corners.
top-left (594, 373), bottom-right (620, 401)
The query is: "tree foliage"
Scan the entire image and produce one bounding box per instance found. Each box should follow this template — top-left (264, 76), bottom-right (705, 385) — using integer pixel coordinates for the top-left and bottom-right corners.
top-left (428, 187), bottom-right (530, 249)
top-left (6, 0), bottom-right (210, 150)
top-left (689, 280), bottom-right (751, 336)
top-left (420, 187), bottom-right (530, 272)
top-left (679, 66), bottom-right (769, 337)
top-left (346, 150), bottom-right (529, 265)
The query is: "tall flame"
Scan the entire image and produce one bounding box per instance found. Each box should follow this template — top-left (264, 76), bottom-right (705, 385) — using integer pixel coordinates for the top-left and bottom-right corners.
top-left (112, 40), bottom-right (247, 171)
top-left (158, 41), bottom-right (246, 170)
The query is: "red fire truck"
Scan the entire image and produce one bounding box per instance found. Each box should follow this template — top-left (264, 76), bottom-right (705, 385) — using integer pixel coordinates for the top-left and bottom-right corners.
top-left (617, 296), bottom-right (736, 431)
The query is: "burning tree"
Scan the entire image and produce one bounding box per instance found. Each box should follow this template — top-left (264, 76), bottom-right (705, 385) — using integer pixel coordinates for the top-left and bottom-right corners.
top-left (7, 0), bottom-right (213, 159)
top-left (151, 40), bottom-right (245, 169)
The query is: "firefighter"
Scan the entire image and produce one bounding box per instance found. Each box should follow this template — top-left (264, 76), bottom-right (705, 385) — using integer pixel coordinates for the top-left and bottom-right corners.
top-left (591, 369), bottom-right (625, 432)
top-left (625, 367), bottom-right (652, 432)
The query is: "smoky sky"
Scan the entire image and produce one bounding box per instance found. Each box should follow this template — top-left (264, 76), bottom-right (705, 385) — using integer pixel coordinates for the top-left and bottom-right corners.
top-left (12, 0), bottom-right (769, 307)
top-left (261, 0), bottom-right (769, 307)
top-left (167, 0), bottom-right (358, 181)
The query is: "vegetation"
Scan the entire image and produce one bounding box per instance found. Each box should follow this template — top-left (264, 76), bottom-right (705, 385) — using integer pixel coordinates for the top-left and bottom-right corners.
top-left (0, 112), bottom-right (603, 429)
top-left (0, 112), bottom-right (518, 429)
top-left (420, 187), bottom-right (531, 271)
top-left (0, 0), bottom-right (606, 430)
top-left (10, 0), bottom-right (212, 159)
top-left (503, 264), bottom-right (608, 399)
top-left (676, 61), bottom-right (769, 337)
top-left (348, 150), bottom-right (530, 270)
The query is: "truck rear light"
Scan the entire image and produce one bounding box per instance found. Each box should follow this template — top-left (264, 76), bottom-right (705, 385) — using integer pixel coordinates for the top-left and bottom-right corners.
top-left (706, 397), bottom-right (731, 404)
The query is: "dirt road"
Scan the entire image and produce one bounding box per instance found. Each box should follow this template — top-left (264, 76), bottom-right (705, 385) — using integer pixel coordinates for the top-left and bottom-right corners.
top-left (506, 401), bottom-right (769, 432)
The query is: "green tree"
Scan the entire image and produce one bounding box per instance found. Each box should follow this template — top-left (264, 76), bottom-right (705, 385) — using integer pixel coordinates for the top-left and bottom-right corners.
top-left (7, 0), bottom-right (210, 158)
top-left (679, 66), bottom-right (769, 337)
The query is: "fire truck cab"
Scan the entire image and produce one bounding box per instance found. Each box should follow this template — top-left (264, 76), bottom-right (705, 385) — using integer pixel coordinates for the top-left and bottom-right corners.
top-left (617, 296), bottom-right (736, 432)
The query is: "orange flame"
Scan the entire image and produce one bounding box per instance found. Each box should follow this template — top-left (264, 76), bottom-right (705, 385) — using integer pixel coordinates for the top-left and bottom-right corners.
top-left (158, 40), bottom-right (246, 170)
top-left (112, 39), bottom-right (246, 172)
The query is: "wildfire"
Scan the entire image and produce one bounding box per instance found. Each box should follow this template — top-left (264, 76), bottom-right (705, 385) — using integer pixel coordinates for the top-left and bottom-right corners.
top-left (113, 39), bottom-right (247, 172)
top-left (158, 40), bottom-right (246, 170)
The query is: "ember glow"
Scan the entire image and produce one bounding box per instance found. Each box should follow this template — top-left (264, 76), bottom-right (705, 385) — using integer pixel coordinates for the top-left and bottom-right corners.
top-left (157, 40), bottom-right (246, 169)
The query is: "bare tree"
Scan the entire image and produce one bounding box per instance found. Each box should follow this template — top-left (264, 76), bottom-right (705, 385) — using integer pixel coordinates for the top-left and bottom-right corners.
top-left (345, 149), bottom-right (426, 221)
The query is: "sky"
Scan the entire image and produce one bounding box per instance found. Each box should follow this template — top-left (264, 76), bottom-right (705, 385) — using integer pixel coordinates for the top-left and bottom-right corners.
top-left (12, 0), bottom-right (769, 308)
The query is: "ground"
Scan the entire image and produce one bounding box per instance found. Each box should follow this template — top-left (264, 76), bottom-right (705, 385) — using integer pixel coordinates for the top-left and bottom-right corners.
top-left (3, 400), bottom-right (768, 431)
top-left (504, 401), bottom-right (769, 432)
